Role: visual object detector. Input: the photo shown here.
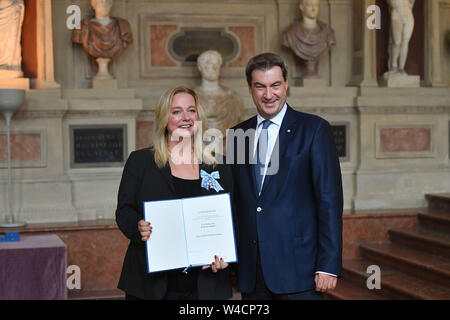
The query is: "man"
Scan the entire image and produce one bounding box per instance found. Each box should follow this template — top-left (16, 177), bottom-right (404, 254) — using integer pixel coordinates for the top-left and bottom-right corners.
top-left (228, 53), bottom-right (342, 299)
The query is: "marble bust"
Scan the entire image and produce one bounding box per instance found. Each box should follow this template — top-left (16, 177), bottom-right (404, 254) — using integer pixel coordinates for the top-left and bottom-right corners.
top-left (385, 0), bottom-right (415, 75)
top-left (195, 50), bottom-right (243, 137)
top-left (72, 0), bottom-right (133, 80)
top-left (281, 0), bottom-right (335, 78)
top-left (0, 0), bottom-right (25, 79)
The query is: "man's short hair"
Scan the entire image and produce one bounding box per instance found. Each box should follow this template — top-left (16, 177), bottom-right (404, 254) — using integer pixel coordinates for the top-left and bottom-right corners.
top-left (245, 53), bottom-right (288, 86)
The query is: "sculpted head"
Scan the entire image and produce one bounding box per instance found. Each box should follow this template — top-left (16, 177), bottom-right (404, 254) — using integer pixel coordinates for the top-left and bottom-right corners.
top-left (90, 0), bottom-right (113, 19)
top-left (197, 50), bottom-right (223, 82)
top-left (299, 0), bottom-right (320, 20)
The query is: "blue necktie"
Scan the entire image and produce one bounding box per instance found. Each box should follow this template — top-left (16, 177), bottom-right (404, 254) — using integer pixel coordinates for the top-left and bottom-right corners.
top-left (254, 120), bottom-right (271, 193)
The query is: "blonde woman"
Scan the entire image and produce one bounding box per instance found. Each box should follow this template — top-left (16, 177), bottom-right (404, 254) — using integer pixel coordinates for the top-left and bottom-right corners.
top-left (116, 86), bottom-right (235, 300)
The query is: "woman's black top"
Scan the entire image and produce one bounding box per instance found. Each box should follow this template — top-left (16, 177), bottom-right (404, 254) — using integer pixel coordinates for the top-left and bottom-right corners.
top-left (116, 148), bottom-right (234, 300)
top-left (165, 175), bottom-right (202, 298)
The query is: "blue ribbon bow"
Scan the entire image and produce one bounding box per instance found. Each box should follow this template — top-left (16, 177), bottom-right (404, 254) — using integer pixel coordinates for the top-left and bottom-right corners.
top-left (200, 170), bottom-right (224, 192)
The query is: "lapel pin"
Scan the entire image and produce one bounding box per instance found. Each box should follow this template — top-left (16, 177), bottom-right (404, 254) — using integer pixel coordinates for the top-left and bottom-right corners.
top-left (287, 129), bottom-right (291, 133)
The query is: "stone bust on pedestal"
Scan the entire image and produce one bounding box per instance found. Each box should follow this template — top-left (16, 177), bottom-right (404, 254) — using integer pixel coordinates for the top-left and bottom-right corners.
top-left (195, 50), bottom-right (243, 139)
top-left (0, 0), bottom-right (24, 79)
top-left (281, 0), bottom-right (335, 80)
top-left (72, 0), bottom-right (133, 81)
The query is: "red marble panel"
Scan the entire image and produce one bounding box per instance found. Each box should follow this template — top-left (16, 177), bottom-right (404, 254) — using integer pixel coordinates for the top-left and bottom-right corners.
top-left (228, 26), bottom-right (255, 68)
top-left (150, 25), bottom-right (178, 67)
top-left (380, 127), bottom-right (431, 153)
top-left (56, 229), bottom-right (129, 292)
top-left (136, 121), bottom-right (154, 150)
top-left (0, 133), bottom-right (41, 162)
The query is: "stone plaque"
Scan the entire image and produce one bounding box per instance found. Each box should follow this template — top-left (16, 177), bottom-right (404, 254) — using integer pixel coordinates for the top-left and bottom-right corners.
top-left (331, 123), bottom-right (349, 161)
top-left (70, 125), bottom-right (127, 168)
top-left (376, 123), bottom-right (434, 159)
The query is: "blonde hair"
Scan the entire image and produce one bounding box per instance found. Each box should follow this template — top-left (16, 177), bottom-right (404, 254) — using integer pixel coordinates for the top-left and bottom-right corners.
top-left (152, 86), bottom-right (216, 168)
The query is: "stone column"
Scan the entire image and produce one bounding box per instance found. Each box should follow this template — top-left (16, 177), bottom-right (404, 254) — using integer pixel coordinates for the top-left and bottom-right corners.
top-left (348, 0), bottom-right (378, 87)
top-left (360, 0), bottom-right (378, 87)
top-left (329, 0), bottom-right (353, 87)
top-left (35, 0), bottom-right (60, 89)
top-left (424, 0), bottom-right (446, 87)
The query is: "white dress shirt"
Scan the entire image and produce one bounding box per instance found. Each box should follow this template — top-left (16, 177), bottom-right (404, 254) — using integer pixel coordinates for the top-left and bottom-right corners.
top-left (253, 103), bottom-right (287, 192)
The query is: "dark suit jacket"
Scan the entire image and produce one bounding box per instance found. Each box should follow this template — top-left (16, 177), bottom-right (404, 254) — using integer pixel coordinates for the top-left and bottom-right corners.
top-left (229, 105), bottom-right (343, 294)
top-left (115, 148), bottom-right (235, 299)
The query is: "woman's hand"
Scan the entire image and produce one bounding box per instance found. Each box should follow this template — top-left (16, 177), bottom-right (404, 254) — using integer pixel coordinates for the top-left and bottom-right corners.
top-left (138, 219), bottom-right (152, 241)
top-left (202, 255), bottom-right (228, 273)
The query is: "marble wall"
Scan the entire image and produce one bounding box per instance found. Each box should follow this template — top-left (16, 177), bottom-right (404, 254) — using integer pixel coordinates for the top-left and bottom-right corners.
top-left (0, 0), bottom-right (449, 223)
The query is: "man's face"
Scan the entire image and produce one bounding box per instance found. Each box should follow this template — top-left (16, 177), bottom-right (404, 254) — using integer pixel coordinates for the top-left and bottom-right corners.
top-left (300, 0), bottom-right (319, 20)
top-left (91, 0), bottom-right (113, 18)
top-left (248, 66), bottom-right (288, 120)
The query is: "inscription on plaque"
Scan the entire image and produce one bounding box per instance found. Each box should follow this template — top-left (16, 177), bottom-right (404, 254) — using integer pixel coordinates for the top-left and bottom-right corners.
top-left (70, 125), bottom-right (127, 168)
top-left (331, 123), bottom-right (349, 161)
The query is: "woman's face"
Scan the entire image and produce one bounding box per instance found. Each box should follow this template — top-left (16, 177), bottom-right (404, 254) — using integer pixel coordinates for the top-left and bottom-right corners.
top-left (166, 92), bottom-right (199, 140)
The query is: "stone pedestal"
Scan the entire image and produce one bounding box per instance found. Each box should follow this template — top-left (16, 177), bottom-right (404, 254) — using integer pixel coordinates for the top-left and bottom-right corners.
top-left (93, 79), bottom-right (118, 89)
top-left (381, 72), bottom-right (420, 88)
top-left (0, 78), bottom-right (30, 90)
top-left (296, 78), bottom-right (327, 88)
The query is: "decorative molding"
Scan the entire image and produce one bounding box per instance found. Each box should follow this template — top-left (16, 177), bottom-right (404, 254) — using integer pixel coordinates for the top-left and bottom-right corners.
top-left (13, 110), bottom-right (67, 119)
top-left (358, 106), bottom-right (450, 114)
top-left (139, 13), bottom-right (264, 78)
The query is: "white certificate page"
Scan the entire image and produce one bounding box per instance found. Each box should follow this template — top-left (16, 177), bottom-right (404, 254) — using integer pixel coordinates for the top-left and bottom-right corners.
top-left (182, 193), bottom-right (237, 267)
top-left (144, 199), bottom-right (188, 273)
top-left (143, 193), bottom-right (236, 273)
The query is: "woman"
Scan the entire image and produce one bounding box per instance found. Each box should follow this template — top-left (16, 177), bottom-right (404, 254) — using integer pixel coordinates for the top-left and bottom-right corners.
top-left (116, 86), bottom-right (235, 300)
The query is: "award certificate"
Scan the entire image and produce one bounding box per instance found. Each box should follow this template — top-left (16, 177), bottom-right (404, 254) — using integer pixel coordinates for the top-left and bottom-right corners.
top-left (143, 193), bottom-right (237, 273)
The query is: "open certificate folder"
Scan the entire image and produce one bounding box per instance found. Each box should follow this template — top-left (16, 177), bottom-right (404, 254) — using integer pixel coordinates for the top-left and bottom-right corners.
top-left (143, 193), bottom-right (237, 273)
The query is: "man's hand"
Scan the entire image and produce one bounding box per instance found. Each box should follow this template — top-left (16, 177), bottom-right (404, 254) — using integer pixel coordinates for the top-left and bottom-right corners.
top-left (314, 273), bottom-right (337, 292)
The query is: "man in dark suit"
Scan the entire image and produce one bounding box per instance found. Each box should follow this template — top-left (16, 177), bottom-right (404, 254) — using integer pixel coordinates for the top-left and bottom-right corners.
top-left (227, 52), bottom-right (343, 300)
